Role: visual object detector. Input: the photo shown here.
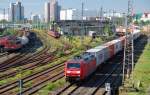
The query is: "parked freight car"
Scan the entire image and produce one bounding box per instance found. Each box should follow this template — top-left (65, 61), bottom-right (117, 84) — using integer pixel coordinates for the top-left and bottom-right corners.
top-left (48, 30), bottom-right (61, 38)
top-left (65, 29), bottom-right (141, 81)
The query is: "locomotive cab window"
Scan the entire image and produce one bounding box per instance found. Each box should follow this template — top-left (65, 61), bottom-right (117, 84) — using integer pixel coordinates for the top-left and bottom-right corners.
top-left (67, 63), bottom-right (80, 69)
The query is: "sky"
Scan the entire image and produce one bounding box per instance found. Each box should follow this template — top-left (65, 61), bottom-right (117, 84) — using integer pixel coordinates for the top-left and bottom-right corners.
top-left (0, 0), bottom-right (150, 18)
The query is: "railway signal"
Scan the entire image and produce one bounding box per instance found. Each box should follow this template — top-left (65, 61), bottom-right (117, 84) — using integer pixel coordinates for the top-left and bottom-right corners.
top-left (105, 83), bottom-right (111, 95)
top-left (19, 79), bottom-right (23, 95)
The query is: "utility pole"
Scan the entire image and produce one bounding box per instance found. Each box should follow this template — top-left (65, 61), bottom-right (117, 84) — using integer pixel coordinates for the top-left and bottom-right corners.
top-left (99, 6), bottom-right (103, 35)
top-left (81, 2), bottom-right (84, 45)
top-left (122, 0), bottom-right (134, 85)
top-left (112, 9), bottom-right (115, 25)
top-left (1, 8), bottom-right (6, 28)
top-left (18, 68), bottom-right (23, 95)
top-left (112, 9), bottom-right (116, 34)
top-left (100, 6), bottom-right (103, 18)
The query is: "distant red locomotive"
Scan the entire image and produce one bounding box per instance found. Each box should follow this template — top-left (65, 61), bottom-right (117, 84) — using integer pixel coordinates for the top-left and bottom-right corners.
top-left (48, 30), bottom-right (61, 38)
top-left (65, 53), bottom-right (96, 81)
top-left (0, 36), bottom-right (22, 51)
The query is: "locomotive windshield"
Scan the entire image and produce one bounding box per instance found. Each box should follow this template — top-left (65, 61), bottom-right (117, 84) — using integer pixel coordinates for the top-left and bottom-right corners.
top-left (67, 63), bottom-right (80, 69)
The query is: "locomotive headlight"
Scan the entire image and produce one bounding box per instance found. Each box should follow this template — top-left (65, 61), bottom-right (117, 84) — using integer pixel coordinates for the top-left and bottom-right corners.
top-left (76, 71), bottom-right (80, 74)
top-left (67, 71), bottom-right (71, 73)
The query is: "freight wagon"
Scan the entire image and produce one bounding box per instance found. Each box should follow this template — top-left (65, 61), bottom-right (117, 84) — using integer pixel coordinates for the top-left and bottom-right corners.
top-left (65, 29), bottom-right (141, 81)
top-left (48, 30), bottom-right (61, 38)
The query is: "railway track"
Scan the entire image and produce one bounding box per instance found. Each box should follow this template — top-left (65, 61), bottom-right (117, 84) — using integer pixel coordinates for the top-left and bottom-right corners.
top-left (94, 64), bottom-right (122, 95)
top-left (0, 61), bottom-right (64, 94)
top-left (0, 52), bottom-right (9, 58)
top-left (0, 46), bottom-right (50, 79)
top-left (0, 30), bottom-right (66, 94)
top-left (71, 64), bottom-right (122, 95)
top-left (0, 53), bottom-right (28, 71)
top-left (18, 71), bottom-right (64, 95)
top-left (91, 63), bottom-right (122, 95)
top-left (0, 46), bottom-right (47, 67)
top-left (0, 46), bottom-right (48, 70)
top-left (0, 49), bottom-right (80, 95)
top-left (0, 55), bottom-right (52, 80)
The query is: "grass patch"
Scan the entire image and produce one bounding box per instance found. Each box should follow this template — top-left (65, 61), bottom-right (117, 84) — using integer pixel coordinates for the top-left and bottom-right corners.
top-left (24, 80), bottom-right (33, 88)
top-left (1, 29), bottom-right (18, 36)
top-left (34, 29), bottom-right (103, 53)
top-left (128, 44), bottom-right (150, 95)
top-left (0, 80), bottom-right (7, 86)
top-left (37, 78), bottom-right (66, 95)
top-left (0, 76), bottom-right (18, 86)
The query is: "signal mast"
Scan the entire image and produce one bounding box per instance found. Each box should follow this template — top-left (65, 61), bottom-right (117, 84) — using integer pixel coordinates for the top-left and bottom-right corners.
top-left (122, 0), bottom-right (134, 84)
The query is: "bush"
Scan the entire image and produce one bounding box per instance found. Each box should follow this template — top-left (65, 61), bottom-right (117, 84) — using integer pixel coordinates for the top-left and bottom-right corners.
top-left (0, 80), bottom-right (7, 86)
top-left (56, 51), bottom-right (65, 57)
top-left (47, 83), bottom-right (56, 91)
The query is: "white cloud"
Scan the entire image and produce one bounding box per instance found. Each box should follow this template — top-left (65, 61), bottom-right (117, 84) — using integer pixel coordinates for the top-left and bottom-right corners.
top-left (0, 14), bottom-right (8, 20)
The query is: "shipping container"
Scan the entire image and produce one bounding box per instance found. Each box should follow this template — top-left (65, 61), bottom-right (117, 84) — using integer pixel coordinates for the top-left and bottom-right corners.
top-left (113, 40), bottom-right (122, 54)
top-left (103, 42), bottom-right (115, 58)
top-left (94, 45), bottom-right (109, 61)
top-left (86, 48), bottom-right (104, 66)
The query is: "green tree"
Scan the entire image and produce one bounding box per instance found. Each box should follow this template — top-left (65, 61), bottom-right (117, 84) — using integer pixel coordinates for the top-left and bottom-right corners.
top-left (145, 20), bottom-right (150, 25)
top-left (104, 24), bottom-right (109, 36)
top-left (134, 20), bottom-right (139, 25)
top-left (104, 24), bottom-right (113, 36)
top-left (0, 19), bottom-right (8, 23)
top-left (140, 20), bottom-right (145, 26)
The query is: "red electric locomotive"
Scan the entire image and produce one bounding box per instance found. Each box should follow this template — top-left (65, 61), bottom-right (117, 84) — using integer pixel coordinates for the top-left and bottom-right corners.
top-left (0, 36), bottom-right (22, 51)
top-left (65, 53), bottom-right (96, 81)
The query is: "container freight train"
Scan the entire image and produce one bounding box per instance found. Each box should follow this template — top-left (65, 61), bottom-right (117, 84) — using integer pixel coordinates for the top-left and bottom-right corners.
top-left (65, 29), bottom-right (141, 81)
top-left (0, 35), bottom-right (29, 52)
